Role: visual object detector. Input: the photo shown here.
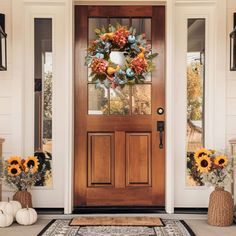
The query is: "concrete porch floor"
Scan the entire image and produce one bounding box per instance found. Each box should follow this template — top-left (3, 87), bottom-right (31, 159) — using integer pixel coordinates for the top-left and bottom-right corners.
top-left (1, 214), bottom-right (236, 236)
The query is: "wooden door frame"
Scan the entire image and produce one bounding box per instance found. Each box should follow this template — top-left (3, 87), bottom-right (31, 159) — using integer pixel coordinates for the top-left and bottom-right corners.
top-left (64, 0), bottom-right (175, 214)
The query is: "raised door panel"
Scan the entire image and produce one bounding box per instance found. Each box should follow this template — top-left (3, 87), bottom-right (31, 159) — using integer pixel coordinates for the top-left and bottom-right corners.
top-left (126, 133), bottom-right (151, 186)
top-left (88, 133), bottom-right (114, 186)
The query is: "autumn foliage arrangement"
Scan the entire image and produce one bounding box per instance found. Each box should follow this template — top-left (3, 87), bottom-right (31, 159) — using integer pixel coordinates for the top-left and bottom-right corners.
top-left (85, 23), bottom-right (158, 89)
top-left (2, 156), bottom-right (46, 191)
top-left (190, 148), bottom-right (233, 188)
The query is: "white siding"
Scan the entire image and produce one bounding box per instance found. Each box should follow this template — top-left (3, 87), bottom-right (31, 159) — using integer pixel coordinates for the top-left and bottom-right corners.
top-left (0, 0), bottom-right (13, 158)
top-left (226, 0), bottom-right (236, 145)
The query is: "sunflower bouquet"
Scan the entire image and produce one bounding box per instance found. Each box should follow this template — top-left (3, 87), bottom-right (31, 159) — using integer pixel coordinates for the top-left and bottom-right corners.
top-left (2, 156), bottom-right (46, 191)
top-left (191, 148), bottom-right (233, 188)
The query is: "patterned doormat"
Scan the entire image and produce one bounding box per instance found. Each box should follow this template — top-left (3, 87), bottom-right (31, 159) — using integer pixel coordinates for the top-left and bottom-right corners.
top-left (38, 219), bottom-right (196, 236)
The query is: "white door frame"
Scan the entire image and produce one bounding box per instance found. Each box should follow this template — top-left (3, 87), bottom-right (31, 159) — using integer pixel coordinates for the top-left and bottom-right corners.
top-left (174, 0), bottom-right (226, 207)
top-left (65, 0), bottom-right (175, 214)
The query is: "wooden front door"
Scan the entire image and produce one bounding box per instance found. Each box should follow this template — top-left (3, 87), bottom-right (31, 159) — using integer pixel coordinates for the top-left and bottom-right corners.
top-left (74, 6), bottom-right (165, 206)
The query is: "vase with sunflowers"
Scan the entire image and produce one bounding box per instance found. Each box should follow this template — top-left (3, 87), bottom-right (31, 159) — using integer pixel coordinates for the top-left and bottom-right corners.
top-left (192, 148), bottom-right (234, 226)
top-left (1, 156), bottom-right (46, 207)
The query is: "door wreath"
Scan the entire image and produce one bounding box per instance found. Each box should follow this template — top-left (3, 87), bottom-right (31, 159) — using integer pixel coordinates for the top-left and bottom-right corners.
top-left (85, 24), bottom-right (158, 88)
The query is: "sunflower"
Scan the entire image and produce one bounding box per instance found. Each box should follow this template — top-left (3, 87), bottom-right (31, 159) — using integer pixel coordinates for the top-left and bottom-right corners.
top-left (194, 148), bottom-right (211, 161)
top-left (196, 155), bottom-right (212, 173)
top-left (24, 156), bottom-right (39, 173)
top-left (8, 164), bottom-right (21, 177)
top-left (214, 155), bottom-right (228, 167)
top-left (7, 156), bottom-right (22, 166)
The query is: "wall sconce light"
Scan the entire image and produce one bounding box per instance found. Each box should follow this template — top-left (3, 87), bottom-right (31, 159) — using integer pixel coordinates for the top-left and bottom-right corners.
top-left (230, 13), bottom-right (236, 71)
top-left (0, 14), bottom-right (7, 71)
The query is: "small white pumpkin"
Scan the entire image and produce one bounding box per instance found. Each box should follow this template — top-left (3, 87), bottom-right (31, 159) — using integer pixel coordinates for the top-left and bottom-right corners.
top-left (0, 210), bottom-right (13, 227)
top-left (0, 198), bottom-right (22, 218)
top-left (0, 199), bottom-right (13, 216)
top-left (10, 200), bottom-right (22, 218)
top-left (16, 207), bottom-right (37, 225)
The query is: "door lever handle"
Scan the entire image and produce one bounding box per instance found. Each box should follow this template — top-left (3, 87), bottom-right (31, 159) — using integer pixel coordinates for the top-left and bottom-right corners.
top-left (157, 121), bottom-right (164, 149)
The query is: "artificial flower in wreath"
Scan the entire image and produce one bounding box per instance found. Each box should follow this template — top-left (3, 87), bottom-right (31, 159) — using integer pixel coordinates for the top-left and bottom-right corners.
top-left (85, 24), bottom-right (158, 88)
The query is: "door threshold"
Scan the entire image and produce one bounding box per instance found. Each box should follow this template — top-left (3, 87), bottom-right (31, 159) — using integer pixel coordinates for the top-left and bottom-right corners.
top-left (73, 206), bottom-right (166, 214)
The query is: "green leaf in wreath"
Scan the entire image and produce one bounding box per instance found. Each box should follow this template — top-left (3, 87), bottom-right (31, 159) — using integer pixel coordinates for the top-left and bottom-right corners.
top-left (89, 71), bottom-right (96, 77)
top-left (138, 75), bottom-right (145, 82)
top-left (94, 28), bottom-right (101, 35)
top-left (127, 79), bottom-right (135, 85)
top-left (109, 25), bottom-right (116, 33)
top-left (147, 61), bottom-right (156, 72)
top-left (91, 75), bottom-right (98, 83)
top-left (85, 55), bottom-right (93, 66)
top-left (101, 26), bottom-right (106, 34)
top-left (147, 52), bottom-right (158, 60)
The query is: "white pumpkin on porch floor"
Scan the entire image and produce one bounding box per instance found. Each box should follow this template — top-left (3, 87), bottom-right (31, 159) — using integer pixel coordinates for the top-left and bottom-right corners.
top-left (9, 201), bottom-right (22, 218)
top-left (0, 201), bottom-right (13, 216)
top-left (16, 207), bottom-right (37, 225)
top-left (0, 210), bottom-right (13, 227)
top-left (0, 200), bottom-right (22, 218)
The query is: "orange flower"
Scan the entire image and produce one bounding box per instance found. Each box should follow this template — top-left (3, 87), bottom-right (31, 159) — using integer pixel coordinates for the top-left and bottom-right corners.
top-left (130, 57), bottom-right (147, 75)
top-left (91, 58), bottom-right (108, 74)
top-left (113, 27), bottom-right (129, 48)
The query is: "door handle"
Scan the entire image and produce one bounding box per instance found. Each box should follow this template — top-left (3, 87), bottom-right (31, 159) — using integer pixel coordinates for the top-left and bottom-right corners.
top-left (157, 121), bottom-right (164, 149)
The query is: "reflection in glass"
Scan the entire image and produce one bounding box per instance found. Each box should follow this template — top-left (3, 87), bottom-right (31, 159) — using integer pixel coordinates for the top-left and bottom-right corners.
top-left (186, 19), bottom-right (205, 186)
top-left (89, 18), bottom-right (108, 41)
top-left (132, 18), bottom-right (151, 41)
top-left (145, 72), bottom-right (152, 82)
top-left (34, 18), bottom-right (52, 187)
top-left (132, 85), bottom-right (151, 115)
top-left (110, 18), bottom-right (130, 27)
top-left (88, 84), bottom-right (108, 115)
top-left (109, 87), bottom-right (130, 115)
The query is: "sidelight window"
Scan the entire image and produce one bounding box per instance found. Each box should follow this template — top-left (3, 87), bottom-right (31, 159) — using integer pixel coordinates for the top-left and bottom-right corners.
top-left (34, 18), bottom-right (53, 187)
top-left (186, 19), bottom-right (205, 186)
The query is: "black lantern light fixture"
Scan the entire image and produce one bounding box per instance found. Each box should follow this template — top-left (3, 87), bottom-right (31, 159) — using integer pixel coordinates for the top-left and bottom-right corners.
top-left (230, 13), bottom-right (236, 71)
top-left (0, 13), bottom-right (7, 71)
